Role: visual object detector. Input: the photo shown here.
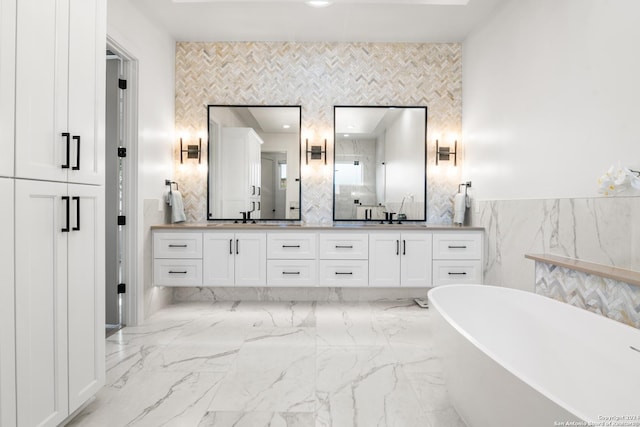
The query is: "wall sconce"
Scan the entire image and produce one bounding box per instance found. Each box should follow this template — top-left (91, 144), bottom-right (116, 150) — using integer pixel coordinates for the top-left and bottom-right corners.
top-left (435, 139), bottom-right (457, 166)
top-left (305, 138), bottom-right (327, 165)
top-left (180, 137), bottom-right (202, 164)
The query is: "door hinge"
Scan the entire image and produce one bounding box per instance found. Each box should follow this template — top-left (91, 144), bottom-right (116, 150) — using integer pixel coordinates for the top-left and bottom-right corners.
top-left (118, 79), bottom-right (127, 90)
top-left (118, 215), bottom-right (126, 226)
top-left (117, 283), bottom-right (126, 294)
top-left (118, 147), bottom-right (126, 157)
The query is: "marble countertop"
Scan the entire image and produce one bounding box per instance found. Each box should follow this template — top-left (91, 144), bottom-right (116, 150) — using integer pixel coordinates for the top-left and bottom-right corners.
top-left (526, 253), bottom-right (640, 287)
top-left (151, 222), bottom-right (484, 231)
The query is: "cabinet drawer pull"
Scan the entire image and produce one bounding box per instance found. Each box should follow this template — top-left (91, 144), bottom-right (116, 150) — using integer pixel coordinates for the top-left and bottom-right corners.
top-left (229, 239), bottom-right (233, 255)
top-left (396, 240), bottom-right (399, 256)
top-left (282, 245), bottom-right (301, 248)
top-left (403, 240), bottom-right (406, 255)
top-left (282, 271), bottom-right (300, 275)
top-left (236, 239), bottom-right (239, 255)
top-left (448, 245), bottom-right (468, 249)
top-left (168, 270), bottom-right (188, 274)
top-left (335, 272), bottom-right (353, 275)
top-left (168, 244), bottom-right (188, 248)
top-left (447, 272), bottom-right (467, 275)
top-left (335, 245), bottom-right (353, 249)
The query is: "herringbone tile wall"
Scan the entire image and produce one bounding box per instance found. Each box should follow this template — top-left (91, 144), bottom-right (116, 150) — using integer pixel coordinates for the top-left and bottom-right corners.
top-left (174, 42), bottom-right (462, 223)
top-left (534, 262), bottom-right (640, 329)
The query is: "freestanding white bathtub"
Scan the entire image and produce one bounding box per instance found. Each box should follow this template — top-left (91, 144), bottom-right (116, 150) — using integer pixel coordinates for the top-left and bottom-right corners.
top-left (428, 284), bottom-right (640, 427)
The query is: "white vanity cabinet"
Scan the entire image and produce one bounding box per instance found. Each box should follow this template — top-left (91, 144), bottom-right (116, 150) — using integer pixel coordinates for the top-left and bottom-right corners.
top-left (203, 232), bottom-right (266, 286)
top-left (369, 232), bottom-right (433, 287)
top-left (267, 233), bottom-right (317, 286)
top-left (152, 227), bottom-right (483, 289)
top-left (153, 232), bottom-right (204, 287)
top-left (319, 233), bottom-right (369, 286)
top-left (432, 232), bottom-right (483, 285)
top-left (15, 180), bottom-right (105, 426)
top-left (14, 0), bottom-right (104, 185)
top-left (219, 128), bottom-right (263, 218)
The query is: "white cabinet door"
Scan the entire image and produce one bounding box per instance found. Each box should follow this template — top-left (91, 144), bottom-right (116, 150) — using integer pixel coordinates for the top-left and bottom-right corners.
top-left (67, 184), bottom-right (104, 413)
top-left (369, 233), bottom-right (401, 287)
top-left (15, 180), bottom-right (69, 427)
top-left (203, 232), bottom-right (235, 286)
top-left (400, 232), bottom-right (432, 287)
top-left (0, 178), bottom-right (15, 427)
top-left (369, 232), bottom-right (432, 287)
top-left (14, 0), bottom-right (104, 185)
top-left (0, 0), bottom-right (15, 177)
top-left (235, 233), bottom-right (266, 287)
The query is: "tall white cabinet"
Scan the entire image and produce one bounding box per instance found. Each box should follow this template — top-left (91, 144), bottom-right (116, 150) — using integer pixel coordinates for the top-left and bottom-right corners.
top-left (219, 128), bottom-right (262, 218)
top-left (0, 178), bottom-right (15, 427)
top-left (0, 0), bottom-right (15, 178)
top-left (1, 0), bottom-right (106, 425)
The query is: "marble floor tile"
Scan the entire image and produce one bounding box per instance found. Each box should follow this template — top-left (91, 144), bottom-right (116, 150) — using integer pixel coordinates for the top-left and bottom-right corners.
top-left (69, 301), bottom-right (466, 427)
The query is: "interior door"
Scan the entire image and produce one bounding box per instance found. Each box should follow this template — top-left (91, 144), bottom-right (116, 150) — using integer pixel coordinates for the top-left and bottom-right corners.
top-left (260, 157), bottom-right (275, 219)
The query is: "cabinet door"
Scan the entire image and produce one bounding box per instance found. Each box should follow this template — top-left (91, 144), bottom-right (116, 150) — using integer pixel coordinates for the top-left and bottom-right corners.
top-left (235, 233), bottom-right (266, 287)
top-left (400, 232), bottom-right (432, 287)
top-left (67, 0), bottom-right (104, 185)
top-left (203, 232), bottom-right (235, 286)
top-left (0, 178), bottom-right (15, 427)
top-left (14, 0), bottom-right (69, 183)
top-left (368, 233), bottom-right (401, 287)
top-left (15, 180), bottom-right (69, 427)
top-left (14, 0), bottom-right (104, 184)
top-left (67, 184), bottom-right (104, 412)
top-left (0, 0), bottom-right (15, 177)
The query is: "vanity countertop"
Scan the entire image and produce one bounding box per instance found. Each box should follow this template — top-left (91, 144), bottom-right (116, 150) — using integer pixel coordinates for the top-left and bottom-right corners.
top-left (151, 223), bottom-right (484, 231)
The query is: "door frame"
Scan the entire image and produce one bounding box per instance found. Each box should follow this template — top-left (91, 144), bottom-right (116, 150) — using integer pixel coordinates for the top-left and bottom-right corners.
top-left (106, 37), bottom-right (139, 326)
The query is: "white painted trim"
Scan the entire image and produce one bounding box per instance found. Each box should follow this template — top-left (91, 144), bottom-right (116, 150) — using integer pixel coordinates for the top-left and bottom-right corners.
top-left (106, 36), bottom-right (140, 326)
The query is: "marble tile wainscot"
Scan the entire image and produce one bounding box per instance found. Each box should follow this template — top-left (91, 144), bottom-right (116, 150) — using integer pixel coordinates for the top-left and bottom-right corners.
top-left (151, 224), bottom-right (484, 302)
top-left (526, 253), bottom-right (640, 329)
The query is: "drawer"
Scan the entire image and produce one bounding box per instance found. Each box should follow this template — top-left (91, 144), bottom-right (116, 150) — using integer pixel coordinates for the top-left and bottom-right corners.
top-left (267, 260), bottom-right (317, 287)
top-left (432, 260), bottom-right (482, 286)
top-left (319, 260), bottom-right (368, 287)
top-left (154, 232), bottom-right (203, 259)
top-left (319, 233), bottom-right (368, 260)
top-left (433, 233), bottom-right (482, 260)
top-left (267, 233), bottom-right (317, 259)
top-left (154, 259), bottom-right (203, 286)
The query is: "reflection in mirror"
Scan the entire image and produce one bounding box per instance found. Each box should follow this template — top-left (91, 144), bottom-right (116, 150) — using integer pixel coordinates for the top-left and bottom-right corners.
top-left (333, 106), bottom-right (427, 221)
top-left (207, 106), bottom-right (301, 221)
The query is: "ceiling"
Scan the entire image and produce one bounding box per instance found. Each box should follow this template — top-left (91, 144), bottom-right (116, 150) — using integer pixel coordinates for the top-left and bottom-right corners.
top-left (131, 0), bottom-right (507, 42)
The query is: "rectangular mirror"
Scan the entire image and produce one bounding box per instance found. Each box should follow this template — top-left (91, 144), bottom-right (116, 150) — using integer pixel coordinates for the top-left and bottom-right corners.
top-left (208, 105), bottom-right (301, 221)
top-left (333, 106), bottom-right (427, 221)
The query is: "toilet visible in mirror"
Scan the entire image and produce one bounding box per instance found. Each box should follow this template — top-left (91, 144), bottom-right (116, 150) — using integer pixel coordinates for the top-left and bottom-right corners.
top-left (208, 105), bottom-right (301, 221)
top-left (333, 106), bottom-right (427, 221)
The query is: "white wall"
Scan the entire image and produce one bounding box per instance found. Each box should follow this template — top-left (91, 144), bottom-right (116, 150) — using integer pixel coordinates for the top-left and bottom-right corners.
top-left (108, 0), bottom-right (176, 322)
top-left (463, 0), bottom-right (640, 201)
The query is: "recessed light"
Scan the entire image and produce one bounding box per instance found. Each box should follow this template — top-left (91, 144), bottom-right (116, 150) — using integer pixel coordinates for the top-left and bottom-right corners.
top-left (282, 124), bottom-right (291, 129)
top-left (306, 0), bottom-right (332, 7)
top-left (344, 134), bottom-right (350, 137)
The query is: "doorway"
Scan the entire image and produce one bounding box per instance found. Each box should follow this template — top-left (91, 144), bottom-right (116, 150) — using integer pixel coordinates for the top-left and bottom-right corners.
top-left (105, 41), bottom-right (138, 335)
